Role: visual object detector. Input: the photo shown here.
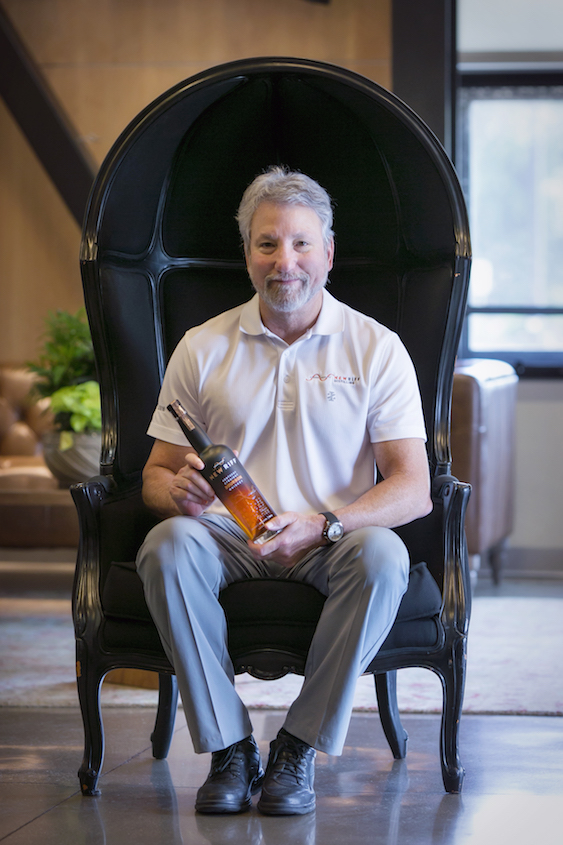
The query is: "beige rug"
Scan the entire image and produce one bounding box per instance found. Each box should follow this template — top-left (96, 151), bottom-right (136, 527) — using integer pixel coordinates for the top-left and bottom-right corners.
top-left (1, 595), bottom-right (562, 714)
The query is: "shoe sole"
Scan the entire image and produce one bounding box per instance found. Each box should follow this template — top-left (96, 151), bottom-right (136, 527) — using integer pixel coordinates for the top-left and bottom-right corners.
top-left (257, 796), bottom-right (316, 816)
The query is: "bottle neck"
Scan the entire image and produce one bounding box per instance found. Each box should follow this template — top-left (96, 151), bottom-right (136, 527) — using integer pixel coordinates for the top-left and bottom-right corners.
top-left (167, 401), bottom-right (212, 454)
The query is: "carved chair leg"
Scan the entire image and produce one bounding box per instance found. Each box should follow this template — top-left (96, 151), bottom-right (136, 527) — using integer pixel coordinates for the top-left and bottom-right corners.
top-left (374, 671), bottom-right (408, 759)
top-left (75, 640), bottom-right (105, 796)
top-left (439, 637), bottom-right (467, 793)
top-left (151, 674), bottom-right (179, 759)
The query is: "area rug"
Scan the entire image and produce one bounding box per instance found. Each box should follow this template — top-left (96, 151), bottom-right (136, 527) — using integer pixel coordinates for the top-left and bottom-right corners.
top-left (1, 596), bottom-right (562, 714)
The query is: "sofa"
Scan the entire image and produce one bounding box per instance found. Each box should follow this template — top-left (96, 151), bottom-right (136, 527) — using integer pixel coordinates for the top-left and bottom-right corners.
top-left (0, 365), bottom-right (79, 546)
top-left (451, 358), bottom-right (518, 582)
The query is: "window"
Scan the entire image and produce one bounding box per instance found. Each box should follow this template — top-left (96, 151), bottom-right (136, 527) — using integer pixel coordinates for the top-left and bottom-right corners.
top-left (457, 71), bottom-right (563, 376)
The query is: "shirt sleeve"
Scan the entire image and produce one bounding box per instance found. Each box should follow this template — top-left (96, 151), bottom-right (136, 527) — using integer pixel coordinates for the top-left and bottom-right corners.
top-left (146, 334), bottom-right (202, 446)
top-left (366, 331), bottom-right (427, 444)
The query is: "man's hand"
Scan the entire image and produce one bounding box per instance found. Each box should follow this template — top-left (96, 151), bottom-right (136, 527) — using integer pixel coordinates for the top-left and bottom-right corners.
top-left (247, 438), bottom-right (432, 568)
top-left (248, 511), bottom-right (327, 569)
top-left (169, 452), bottom-right (215, 516)
top-left (142, 440), bottom-right (216, 519)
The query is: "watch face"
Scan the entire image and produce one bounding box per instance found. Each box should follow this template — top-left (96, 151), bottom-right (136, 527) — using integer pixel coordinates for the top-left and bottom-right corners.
top-left (327, 521), bottom-right (344, 542)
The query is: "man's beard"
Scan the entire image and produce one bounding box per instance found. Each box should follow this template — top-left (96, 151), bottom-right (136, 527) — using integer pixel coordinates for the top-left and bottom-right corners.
top-left (254, 272), bottom-right (326, 313)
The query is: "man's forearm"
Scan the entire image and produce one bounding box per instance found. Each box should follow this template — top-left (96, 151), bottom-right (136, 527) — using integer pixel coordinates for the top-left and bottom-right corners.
top-left (334, 472), bottom-right (432, 534)
top-left (142, 466), bottom-right (183, 519)
top-left (333, 437), bottom-right (433, 533)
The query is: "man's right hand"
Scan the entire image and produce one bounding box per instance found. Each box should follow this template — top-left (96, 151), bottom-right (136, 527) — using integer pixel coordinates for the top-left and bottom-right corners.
top-left (142, 440), bottom-right (216, 519)
top-left (169, 452), bottom-right (216, 516)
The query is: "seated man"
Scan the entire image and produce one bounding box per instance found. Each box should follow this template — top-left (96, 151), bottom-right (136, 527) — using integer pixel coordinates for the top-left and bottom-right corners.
top-left (136, 166), bottom-right (432, 815)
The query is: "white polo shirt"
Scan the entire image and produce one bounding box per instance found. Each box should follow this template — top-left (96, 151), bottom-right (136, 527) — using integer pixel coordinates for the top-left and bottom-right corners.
top-left (147, 289), bottom-right (426, 518)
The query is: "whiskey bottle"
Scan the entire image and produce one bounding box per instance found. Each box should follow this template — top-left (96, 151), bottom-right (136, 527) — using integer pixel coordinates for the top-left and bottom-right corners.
top-left (167, 399), bottom-right (280, 544)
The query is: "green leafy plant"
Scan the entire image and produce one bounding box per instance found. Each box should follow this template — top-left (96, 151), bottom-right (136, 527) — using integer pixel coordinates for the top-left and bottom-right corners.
top-left (27, 308), bottom-right (101, 434)
top-left (49, 381), bottom-right (101, 437)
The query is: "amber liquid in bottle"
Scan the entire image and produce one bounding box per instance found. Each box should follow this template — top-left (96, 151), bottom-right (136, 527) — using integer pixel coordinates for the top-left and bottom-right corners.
top-left (167, 399), bottom-right (279, 544)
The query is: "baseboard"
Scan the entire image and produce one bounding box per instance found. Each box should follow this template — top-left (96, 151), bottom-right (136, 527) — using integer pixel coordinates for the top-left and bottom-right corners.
top-left (478, 547), bottom-right (563, 581)
top-left (0, 547), bottom-right (77, 562)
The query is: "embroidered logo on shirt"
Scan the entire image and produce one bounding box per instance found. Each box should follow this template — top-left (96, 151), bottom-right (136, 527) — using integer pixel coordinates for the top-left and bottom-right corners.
top-left (306, 373), bottom-right (360, 385)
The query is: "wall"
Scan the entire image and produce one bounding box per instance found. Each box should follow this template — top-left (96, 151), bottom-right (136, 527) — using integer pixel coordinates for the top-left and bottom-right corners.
top-left (0, 95), bottom-right (81, 365)
top-left (510, 380), bottom-right (563, 574)
top-left (0, 0), bottom-right (391, 363)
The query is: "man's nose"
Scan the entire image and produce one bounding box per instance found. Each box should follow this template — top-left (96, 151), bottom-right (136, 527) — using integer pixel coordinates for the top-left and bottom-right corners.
top-left (274, 243), bottom-right (296, 272)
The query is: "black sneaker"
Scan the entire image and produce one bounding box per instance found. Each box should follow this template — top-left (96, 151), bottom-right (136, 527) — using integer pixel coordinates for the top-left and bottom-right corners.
top-left (195, 736), bottom-right (264, 814)
top-left (257, 729), bottom-right (316, 815)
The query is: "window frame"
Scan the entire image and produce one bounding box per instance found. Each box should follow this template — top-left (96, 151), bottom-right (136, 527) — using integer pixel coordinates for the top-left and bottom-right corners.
top-left (457, 65), bottom-right (563, 378)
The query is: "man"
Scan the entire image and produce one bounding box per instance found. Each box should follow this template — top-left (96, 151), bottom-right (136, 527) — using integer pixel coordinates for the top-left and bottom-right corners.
top-left (136, 166), bottom-right (432, 816)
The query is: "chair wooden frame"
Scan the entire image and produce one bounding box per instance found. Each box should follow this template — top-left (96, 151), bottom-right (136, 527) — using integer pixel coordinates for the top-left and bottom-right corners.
top-left (72, 57), bottom-right (472, 798)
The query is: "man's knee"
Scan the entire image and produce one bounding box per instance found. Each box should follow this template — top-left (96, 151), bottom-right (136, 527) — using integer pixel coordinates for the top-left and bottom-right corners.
top-left (342, 526), bottom-right (409, 592)
top-left (137, 515), bottom-right (210, 582)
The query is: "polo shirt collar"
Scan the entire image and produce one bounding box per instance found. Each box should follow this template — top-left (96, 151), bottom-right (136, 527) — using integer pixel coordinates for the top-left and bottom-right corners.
top-left (239, 289), bottom-right (345, 338)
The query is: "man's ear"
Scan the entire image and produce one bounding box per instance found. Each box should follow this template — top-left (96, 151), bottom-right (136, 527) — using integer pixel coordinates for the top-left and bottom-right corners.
top-left (327, 237), bottom-right (335, 270)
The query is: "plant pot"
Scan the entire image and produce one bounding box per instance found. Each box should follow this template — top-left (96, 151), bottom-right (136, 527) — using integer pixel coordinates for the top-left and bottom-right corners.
top-left (42, 430), bottom-right (102, 488)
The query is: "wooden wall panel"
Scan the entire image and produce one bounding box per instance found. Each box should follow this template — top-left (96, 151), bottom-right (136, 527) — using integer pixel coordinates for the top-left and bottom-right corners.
top-left (0, 98), bottom-right (83, 365)
top-left (0, 0), bottom-right (391, 362)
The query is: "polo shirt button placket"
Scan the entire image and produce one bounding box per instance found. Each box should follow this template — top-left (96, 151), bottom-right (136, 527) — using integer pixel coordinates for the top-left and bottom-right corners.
top-left (278, 350), bottom-right (295, 412)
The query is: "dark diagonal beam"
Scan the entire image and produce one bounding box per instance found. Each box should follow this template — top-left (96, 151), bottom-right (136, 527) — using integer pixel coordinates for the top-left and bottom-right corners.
top-left (0, 5), bottom-right (96, 226)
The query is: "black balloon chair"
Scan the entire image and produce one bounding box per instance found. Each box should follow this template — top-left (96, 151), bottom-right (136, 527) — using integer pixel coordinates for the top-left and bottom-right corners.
top-left (72, 57), bottom-right (472, 798)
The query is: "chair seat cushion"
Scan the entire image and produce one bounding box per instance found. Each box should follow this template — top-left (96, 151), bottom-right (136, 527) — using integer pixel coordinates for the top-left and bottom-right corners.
top-left (101, 559), bottom-right (443, 662)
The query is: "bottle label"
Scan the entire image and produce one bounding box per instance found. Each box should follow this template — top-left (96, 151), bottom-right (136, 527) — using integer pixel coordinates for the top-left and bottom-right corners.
top-left (208, 456), bottom-right (237, 481)
top-left (209, 467), bottom-right (275, 530)
top-left (222, 470), bottom-right (245, 492)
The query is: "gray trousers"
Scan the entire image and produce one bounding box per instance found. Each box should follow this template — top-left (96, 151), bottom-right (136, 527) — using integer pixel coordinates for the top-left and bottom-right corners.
top-left (136, 514), bottom-right (409, 756)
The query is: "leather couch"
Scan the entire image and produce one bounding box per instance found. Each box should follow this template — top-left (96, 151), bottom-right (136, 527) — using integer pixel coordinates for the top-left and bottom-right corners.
top-left (0, 365), bottom-right (79, 546)
top-left (451, 358), bottom-right (518, 583)
top-left (0, 366), bottom-right (56, 487)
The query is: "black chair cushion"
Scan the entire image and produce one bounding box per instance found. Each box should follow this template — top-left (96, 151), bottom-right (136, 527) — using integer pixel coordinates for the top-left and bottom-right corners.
top-left (101, 558), bottom-right (443, 661)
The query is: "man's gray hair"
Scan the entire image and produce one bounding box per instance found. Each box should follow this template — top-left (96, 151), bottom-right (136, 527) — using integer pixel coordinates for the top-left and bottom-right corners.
top-left (236, 165), bottom-right (335, 252)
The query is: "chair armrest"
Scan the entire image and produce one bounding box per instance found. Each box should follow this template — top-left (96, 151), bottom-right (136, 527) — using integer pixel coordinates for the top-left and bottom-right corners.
top-left (70, 477), bottom-right (158, 639)
top-left (432, 474), bottom-right (472, 634)
top-left (71, 477), bottom-right (118, 640)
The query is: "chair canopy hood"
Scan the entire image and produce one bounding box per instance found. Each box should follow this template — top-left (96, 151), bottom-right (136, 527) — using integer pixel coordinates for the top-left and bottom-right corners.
top-left (80, 57), bottom-right (470, 487)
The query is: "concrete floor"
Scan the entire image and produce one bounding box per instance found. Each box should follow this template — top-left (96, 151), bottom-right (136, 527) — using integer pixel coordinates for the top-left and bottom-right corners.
top-left (2, 708), bottom-right (563, 844)
top-left (1, 558), bottom-right (563, 844)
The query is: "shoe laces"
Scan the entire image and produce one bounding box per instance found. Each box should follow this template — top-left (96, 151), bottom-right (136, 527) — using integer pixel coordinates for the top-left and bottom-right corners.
top-left (210, 743), bottom-right (245, 779)
top-left (270, 734), bottom-right (311, 785)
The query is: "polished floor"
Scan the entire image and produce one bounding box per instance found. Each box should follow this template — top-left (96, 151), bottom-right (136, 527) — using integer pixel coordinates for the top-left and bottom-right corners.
top-left (1, 560), bottom-right (563, 844)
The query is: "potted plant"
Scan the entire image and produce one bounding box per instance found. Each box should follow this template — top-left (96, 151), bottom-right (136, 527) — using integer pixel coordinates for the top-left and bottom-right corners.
top-left (27, 308), bottom-right (102, 487)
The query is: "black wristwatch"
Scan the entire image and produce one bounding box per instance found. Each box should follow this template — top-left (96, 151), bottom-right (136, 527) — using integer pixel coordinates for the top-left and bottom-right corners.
top-left (320, 511), bottom-right (344, 544)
